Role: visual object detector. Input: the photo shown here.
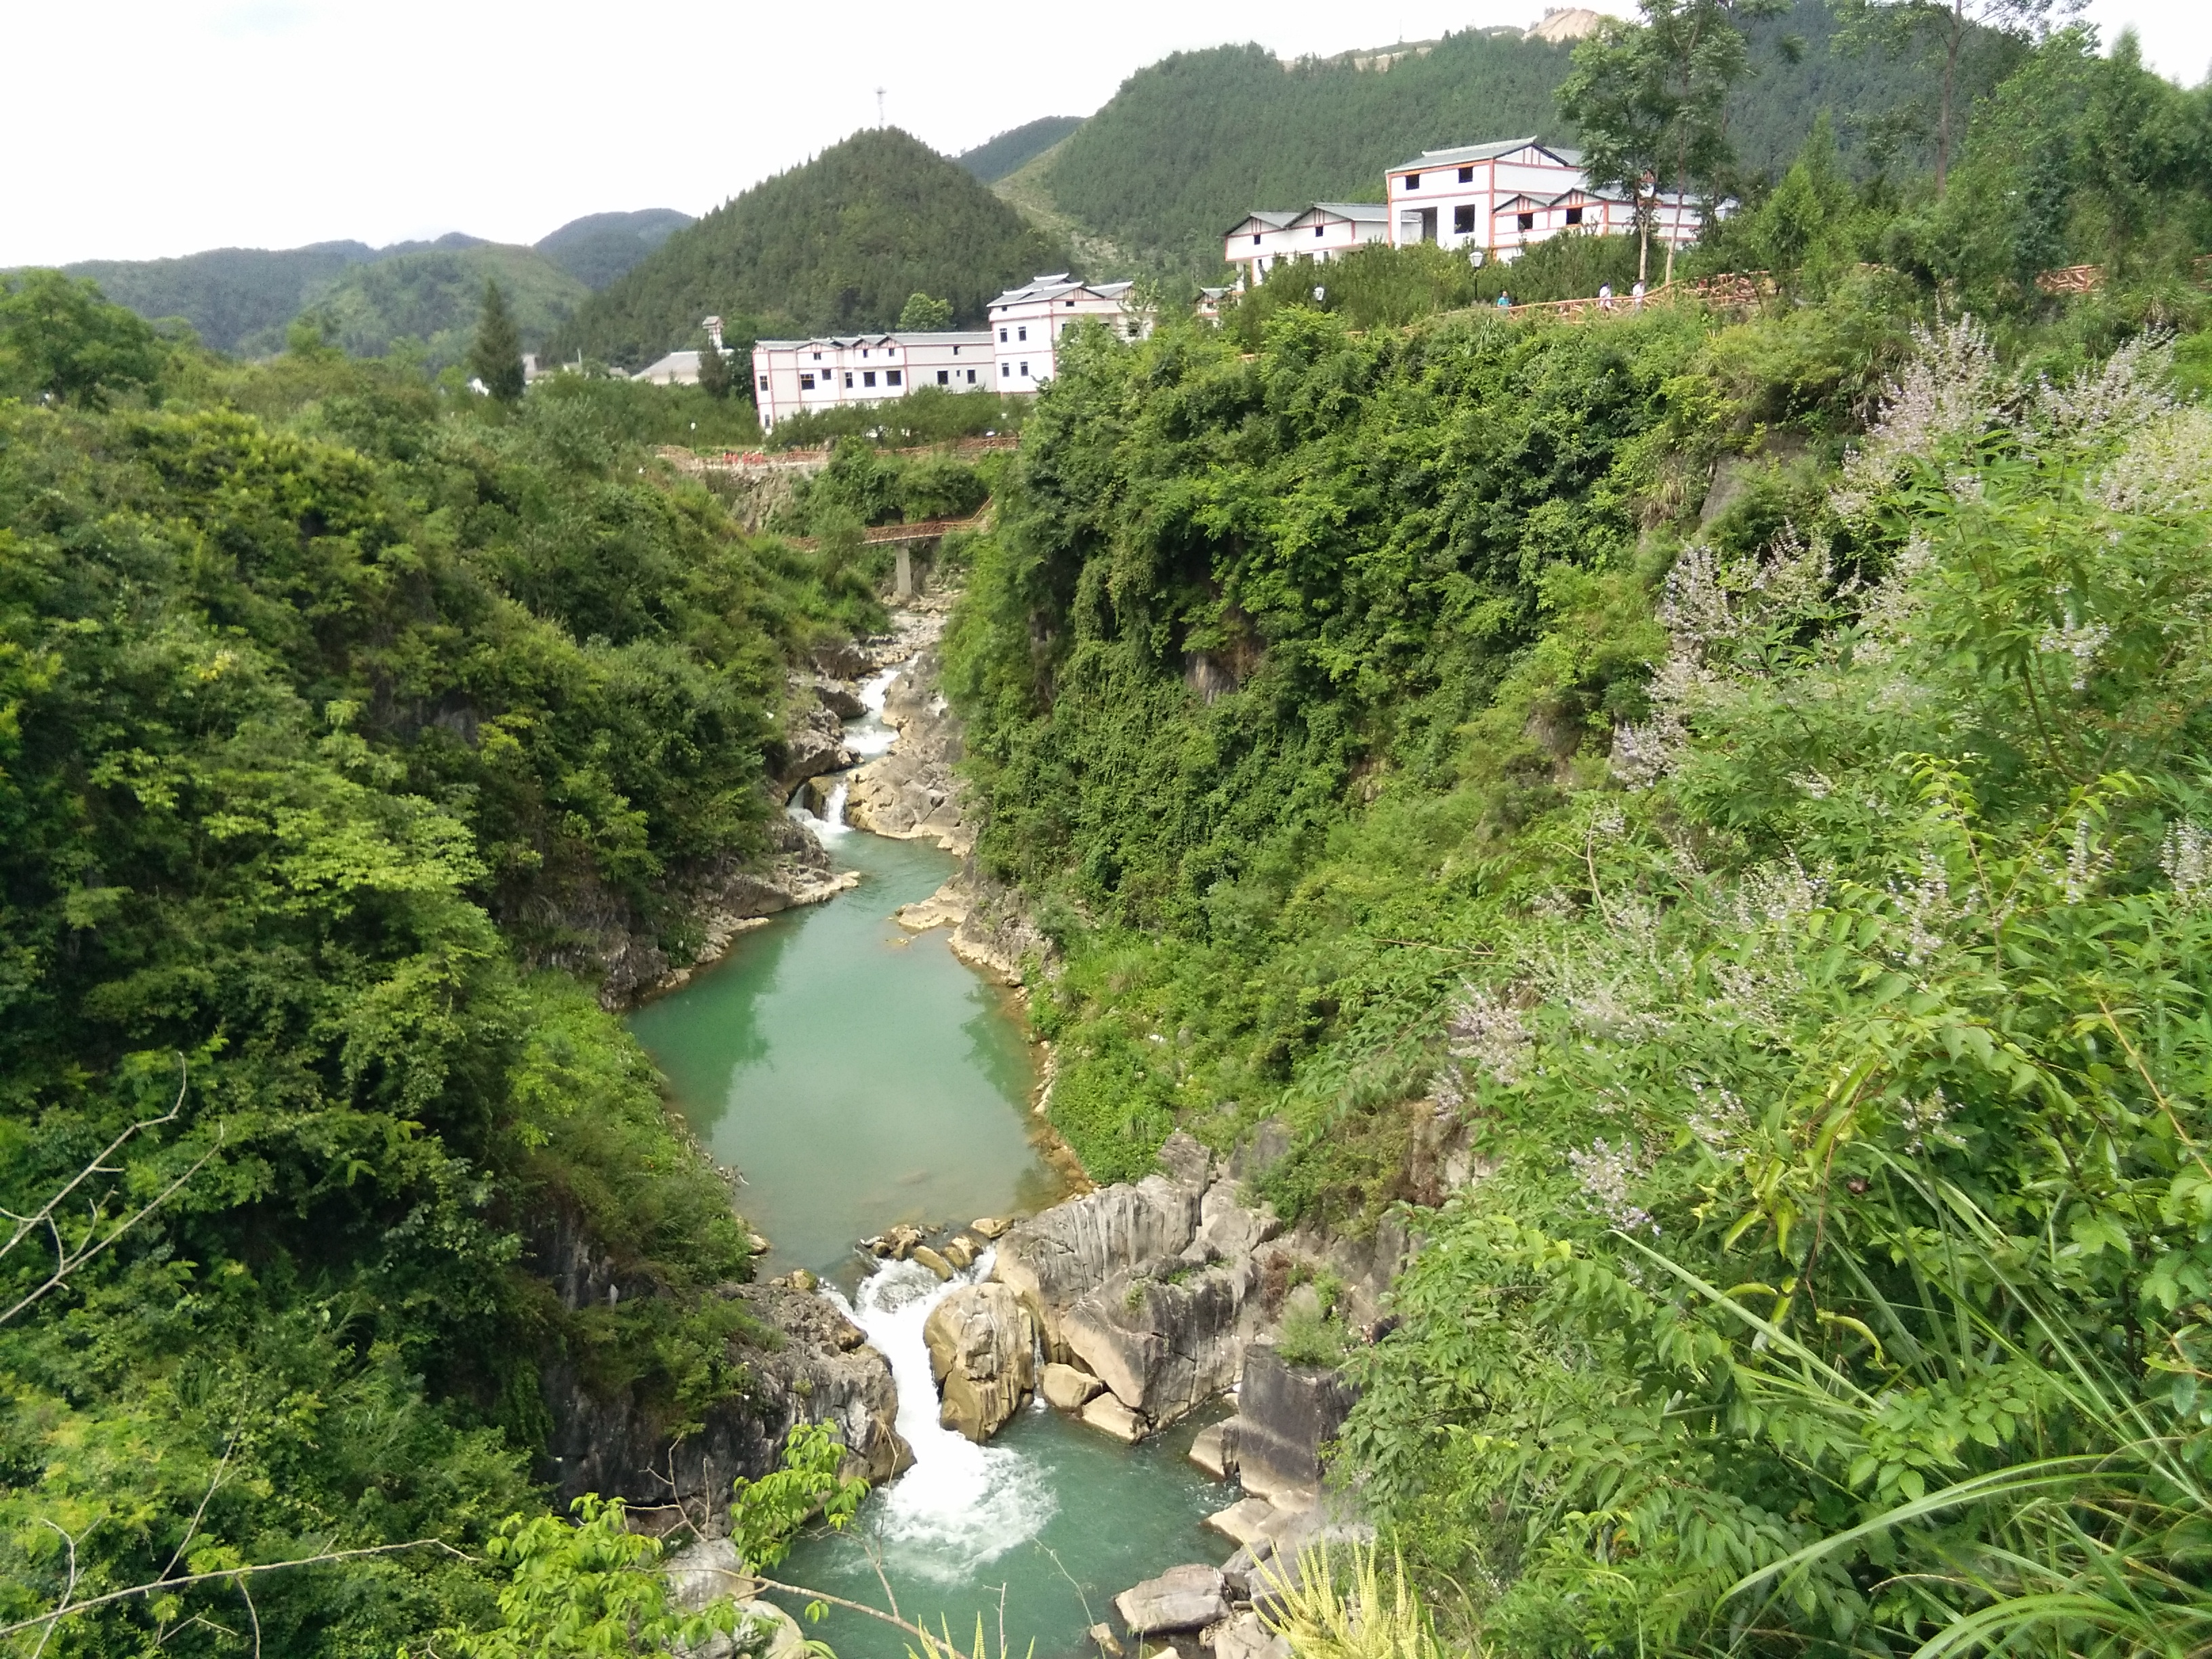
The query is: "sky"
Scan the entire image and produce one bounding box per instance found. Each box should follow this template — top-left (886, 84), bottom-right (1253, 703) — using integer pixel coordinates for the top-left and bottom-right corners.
top-left (10, 0), bottom-right (2209, 268)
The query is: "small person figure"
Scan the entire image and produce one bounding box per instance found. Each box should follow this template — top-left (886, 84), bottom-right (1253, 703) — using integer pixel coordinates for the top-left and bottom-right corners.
top-left (1630, 279), bottom-right (1646, 309)
top-left (1496, 289), bottom-right (1513, 308)
top-left (1598, 281), bottom-right (1614, 311)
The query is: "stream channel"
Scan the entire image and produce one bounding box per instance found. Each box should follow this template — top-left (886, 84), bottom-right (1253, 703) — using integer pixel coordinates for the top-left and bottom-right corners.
top-left (628, 668), bottom-right (1231, 1659)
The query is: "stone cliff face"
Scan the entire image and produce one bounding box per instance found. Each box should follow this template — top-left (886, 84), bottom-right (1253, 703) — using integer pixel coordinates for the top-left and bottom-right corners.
top-left (532, 1210), bottom-right (910, 1528)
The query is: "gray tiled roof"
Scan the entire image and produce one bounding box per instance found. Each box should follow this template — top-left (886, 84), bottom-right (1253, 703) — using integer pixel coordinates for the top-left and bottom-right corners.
top-left (1385, 136), bottom-right (1556, 173)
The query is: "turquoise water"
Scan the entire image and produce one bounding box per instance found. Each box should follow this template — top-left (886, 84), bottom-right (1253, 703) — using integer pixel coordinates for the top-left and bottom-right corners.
top-left (629, 827), bottom-right (1062, 1276)
top-left (627, 750), bottom-right (1236, 1658)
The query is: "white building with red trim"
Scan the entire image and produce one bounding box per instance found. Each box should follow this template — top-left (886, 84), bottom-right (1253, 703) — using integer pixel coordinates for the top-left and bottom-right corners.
top-left (1223, 203), bottom-right (1390, 289)
top-left (1384, 137), bottom-right (1702, 260)
top-left (751, 332), bottom-right (996, 430)
top-left (985, 273), bottom-right (1146, 392)
top-left (747, 275), bottom-right (1150, 430)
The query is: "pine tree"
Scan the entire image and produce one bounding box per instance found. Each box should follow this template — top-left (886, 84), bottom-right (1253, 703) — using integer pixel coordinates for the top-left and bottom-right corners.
top-left (469, 280), bottom-right (525, 401)
top-left (695, 324), bottom-right (731, 398)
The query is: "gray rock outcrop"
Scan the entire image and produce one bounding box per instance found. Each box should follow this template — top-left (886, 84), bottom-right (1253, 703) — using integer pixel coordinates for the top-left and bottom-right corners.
top-left (1222, 1346), bottom-right (1359, 1504)
top-left (923, 1282), bottom-right (1036, 1443)
top-left (538, 1254), bottom-right (911, 1523)
top-left (992, 1174), bottom-right (1202, 1357)
top-left (843, 645), bottom-right (968, 851)
top-left (1061, 1252), bottom-right (1257, 1427)
top-left (1114, 1565), bottom-right (1229, 1634)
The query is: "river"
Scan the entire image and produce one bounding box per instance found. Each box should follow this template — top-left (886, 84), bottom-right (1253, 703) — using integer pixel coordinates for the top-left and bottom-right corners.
top-left (628, 667), bottom-right (1232, 1659)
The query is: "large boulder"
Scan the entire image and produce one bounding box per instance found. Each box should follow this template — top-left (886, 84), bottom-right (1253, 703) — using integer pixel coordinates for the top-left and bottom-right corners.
top-left (922, 1282), bottom-right (1036, 1443)
top-left (777, 696), bottom-right (852, 791)
top-left (1060, 1254), bottom-right (1258, 1429)
top-left (1228, 1346), bottom-right (1359, 1504)
top-left (1113, 1564), bottom-right (1229, 1634)
top-left (991, 1176), bottom-right (1200, 1357)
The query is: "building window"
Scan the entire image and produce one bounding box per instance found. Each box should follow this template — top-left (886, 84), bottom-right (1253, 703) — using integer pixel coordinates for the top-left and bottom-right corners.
top-left (863, 370), bottom-right (876, 386)
top-left (1565, 206), bottom-right (1583, 226)
top-left (998, 327), bottom-right (1008, 342)
top-left (844, 372), bottom-right (853, 388)
top-left (1313, 224), bottom-right (1324, 237)
top-left (1020, 361), bottom-right (1029, 377)
top-left (812, 351), bottom-right (821, 360)
top-left (1017, 326), bottom-right (1027, 341)
top-left (1405, 172), bottom-right (1420, 189)
top-left (800, 372), bottom-right (815, 390)
top-left (1517, 212), bottom-right (1535, 232)
top-left (1252, 233), bottom-right (1261, 245)
top-left (758, 375), bottom-right (769, 390)
top-left (960, 368), bottom-right (971, 383)
top-left (1065, 298), bottom-right (1076, 306)
top-left (1453, 205), bottom-right (1475, 234)
top-left (1458, 165), bottom-right (1473, 182)
top-left (937, 369), bottom-right (949, 385)
top-left (886, 370), bottom-right (901, 386)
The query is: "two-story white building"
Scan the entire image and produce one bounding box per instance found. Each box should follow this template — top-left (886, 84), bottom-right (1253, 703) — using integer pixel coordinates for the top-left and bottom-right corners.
top-left (1384, 136), bottom-right (1702, 260)
top-left (1223, 203), bottom-right (1390, 289)
top-left (985, 273), bottom-right (1146, 391)
top-left (751, 332), bottom-right (996, 430)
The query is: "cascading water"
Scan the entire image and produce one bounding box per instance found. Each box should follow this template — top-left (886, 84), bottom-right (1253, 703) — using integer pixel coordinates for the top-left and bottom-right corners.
top-left (790, 663), bottom-right (901, 847)
top-left (630, 646), bottom-right (1231, 1659)
top-left (823, 1256), bottom-right (1058, 1584)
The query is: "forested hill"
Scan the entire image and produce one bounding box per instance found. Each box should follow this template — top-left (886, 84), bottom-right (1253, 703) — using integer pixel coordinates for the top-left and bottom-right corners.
top-left (958, 116), bottom-right (1088, 182)
top-left (544, 129), bottom-right (1069, 371)
top-left (535, 207), bottom-right (695, 287)
top-left (276, 242), bottom-right (588, 369)
top-left (1042, 0), bottom-right (2022, 270)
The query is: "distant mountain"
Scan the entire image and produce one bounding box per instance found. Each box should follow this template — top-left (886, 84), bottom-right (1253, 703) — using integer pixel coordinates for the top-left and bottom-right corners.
top-left (958, 117), bottom-right (1086, 184)
top-left (1040, 0), bottom-right (2022, 272)
top-left (271, 244), bottom-right (588, 369)
top-left (535, 209), bottom-right (694, 289)
top-left (545, 127), bottom-right (1068, 371)
top-left (58, 243), bottom-right (380, 353)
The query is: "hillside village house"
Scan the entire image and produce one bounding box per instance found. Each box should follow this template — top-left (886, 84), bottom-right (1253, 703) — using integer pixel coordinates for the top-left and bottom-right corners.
top-left (748, 274), bottom-right (1148, 430)
top-left (1225, 136), bottom-right (1705, 289)
top-left (1223, 203), bottom-right (1389, 288)
top-left (1385, 137), bottom-right (1701, 257)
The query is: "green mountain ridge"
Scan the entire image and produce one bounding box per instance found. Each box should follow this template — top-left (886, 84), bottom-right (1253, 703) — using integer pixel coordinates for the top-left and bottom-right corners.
top-left (274, 243), bottom-right (590, 371)
top-left (39, 213), bottom-right (688, 356)
top-left (1038, 0), bottom-right (2023, 272)
top-left (544, 128), bottom-right (1068, 371)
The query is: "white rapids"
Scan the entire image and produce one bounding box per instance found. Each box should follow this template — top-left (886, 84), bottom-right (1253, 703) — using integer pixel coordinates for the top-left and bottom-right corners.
top-left (790, 663), bottom-right (903, 848)
top-left (821, 1256), bottom-right (1057, 1585)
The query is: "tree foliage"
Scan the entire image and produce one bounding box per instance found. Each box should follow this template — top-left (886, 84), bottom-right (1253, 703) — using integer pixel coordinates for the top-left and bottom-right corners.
top-left (0, 291), bottom-right (878, 1656)
top-left (470, 279), bottom-right (527, 399)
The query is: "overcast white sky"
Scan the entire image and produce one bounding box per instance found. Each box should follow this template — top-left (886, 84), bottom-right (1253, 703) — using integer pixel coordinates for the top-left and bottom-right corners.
top-left (9, 0), bottom-right (2207, 267)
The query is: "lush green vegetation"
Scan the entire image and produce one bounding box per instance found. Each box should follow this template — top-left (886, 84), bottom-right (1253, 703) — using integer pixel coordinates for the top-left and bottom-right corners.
top-left (762, 384), bottom-right (1028, 452)
top-left (52, 241), bottom-right (389, 354)
top-left (957, 117), bottom-right (1086, 184)
top-left (41, 216), bottom-right (690, 362)
top-left (0, 285), bottom-right (878, 1655)
top-left (533, 210), bottom-right (695, 291)
top-left (1041, 0), bottom-right (2018, 273)
top-left (272, 245), bottom-right (589, 371)
top-left (945, 21), bottom-right (2212, 1650)
top-left (546, 130), bottom-right (1069, 372)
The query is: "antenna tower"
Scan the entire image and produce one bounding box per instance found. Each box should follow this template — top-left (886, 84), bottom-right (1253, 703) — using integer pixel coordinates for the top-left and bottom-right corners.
top-left (876, 87), bottom-right (886, 127)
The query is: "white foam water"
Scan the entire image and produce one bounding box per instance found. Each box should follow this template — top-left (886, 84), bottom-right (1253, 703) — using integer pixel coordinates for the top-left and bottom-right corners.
top-left (844, 665), bottom-right (903, 761)
top-left (823, 1256), bottom-right (1057, 1585)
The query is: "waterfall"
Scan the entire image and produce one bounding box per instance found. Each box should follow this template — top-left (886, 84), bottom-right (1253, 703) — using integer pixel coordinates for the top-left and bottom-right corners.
top-left (821, 1256), bottom-right (1057, 1585)
top-left (845, 665), bottom-right (902, 760)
